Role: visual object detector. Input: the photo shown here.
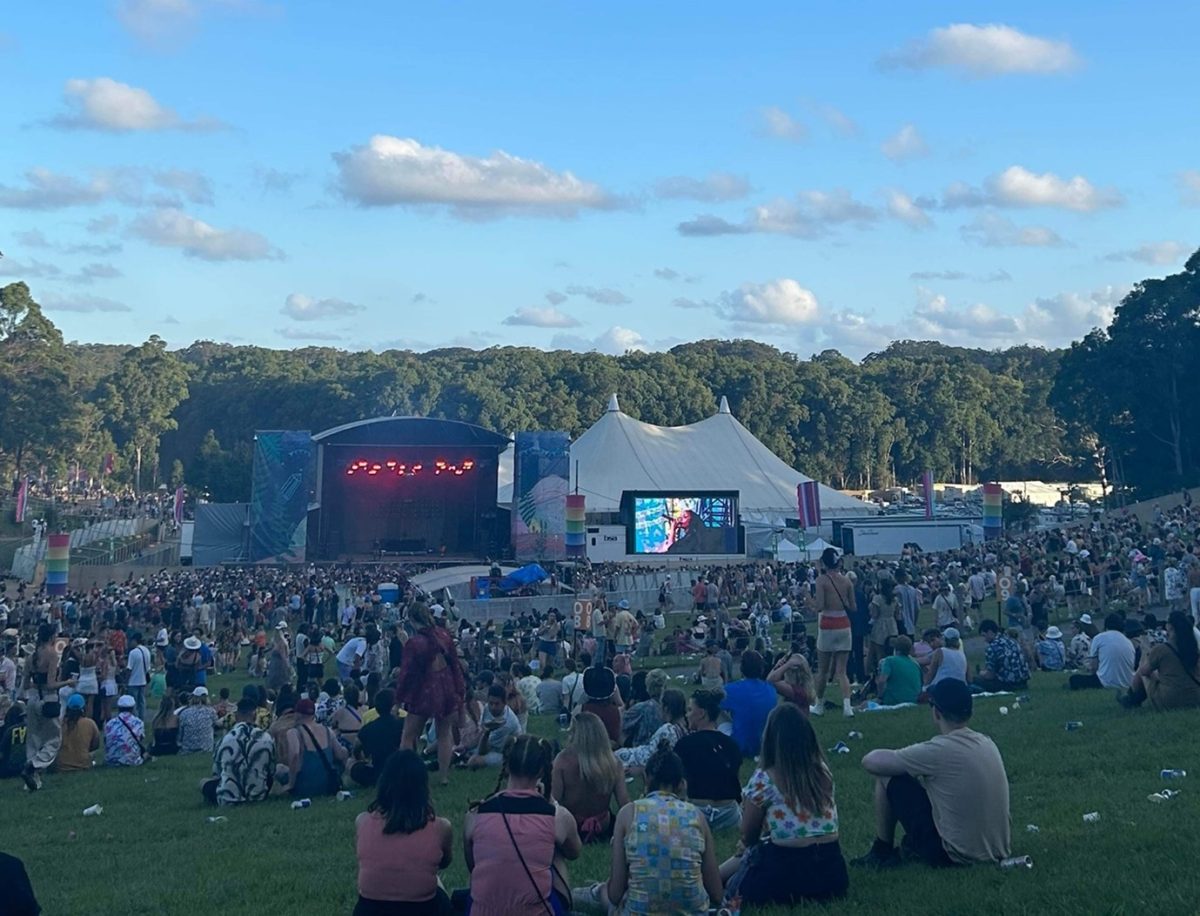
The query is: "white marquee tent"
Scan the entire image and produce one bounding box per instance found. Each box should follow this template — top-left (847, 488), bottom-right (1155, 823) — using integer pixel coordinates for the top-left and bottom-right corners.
top-left (553, 395), bottom-right (873, 523)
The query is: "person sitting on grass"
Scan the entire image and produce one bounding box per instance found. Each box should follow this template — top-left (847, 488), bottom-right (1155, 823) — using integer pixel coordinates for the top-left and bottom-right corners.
top-left (178, 686), bottom-right (220, 755)
top-left (551, 711), bottom-right (630, 843)
top-left (721, 704), bottom-right (848, 906)
top-left (616, 687), bottom-right (688, 774)
top-left (574, 743), bottom-right (723, 915)
top-left (1035, 626), bottom-right (1066, 672)
top-left (1065, 617), bottom-right (1093, 670)
top-left (284, 697), bottom-right (349, 797)
top-left (853, 679), bottom-right (1011, 869)
top-left (580, 667), bottom-right (623, 748)
top-left (465, 734), bottom-right (581, 916)
top-left (354, 749), bottom-right (453, 916)
top-left (621, 669), bottom-right (667, 748)
top-left (1069, 613), bottom-right (1135, 691)
top-left (674, 688), bottom-right (743, 833)
top-left (467, 685), bottom-right (522, 770)
top-left (877, 636), bottom-right (923, 706)
top-left (767, 648), bottom-right (814, 712)
top-left (925, 628), bottom-right (967, 688)
top-left (719, 650), bottom-right (778, 759)
top-left (55, 693), bottom-right (100, 772)
top-left (1118, 611), bottom-right (1200, 711)
top-left (972, 620), bottom-right (1029, 693)
top-left (351, 689), bottom-right (404, 788)
top-left (202, 697), bottom-right (275, 806)
top-left (105, 694), bottom-right (147, 768)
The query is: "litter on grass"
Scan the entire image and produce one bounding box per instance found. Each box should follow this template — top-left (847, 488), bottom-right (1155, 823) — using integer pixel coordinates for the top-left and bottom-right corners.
top-left (1083, 812), bottom-right (1100, 823)
top-left (82, 805), bottom-right (103, 816)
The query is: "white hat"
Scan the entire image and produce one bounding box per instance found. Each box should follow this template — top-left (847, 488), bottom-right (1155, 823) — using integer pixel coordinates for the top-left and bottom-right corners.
top-left (1079, 550), bottom-right (1090, 559)
top-left (192, 686), bottom-right (209, 697)
top-left (1045, 626), bottom-right (1063, 640)
top-left (430, 603), bottom-right (445, 618)
top-left (184, 636), bottom-right (202, 650)
top-left (117, 694), bottom-right (136, 709)
top-left (275, 621), bottom-right (289, 629)
top-left (1078, 614), bottom-right (1093, 625)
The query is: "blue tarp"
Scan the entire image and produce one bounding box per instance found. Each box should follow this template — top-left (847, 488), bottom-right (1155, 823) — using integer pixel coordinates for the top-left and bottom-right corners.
top-left (496, 563), bottom-right (548, 592)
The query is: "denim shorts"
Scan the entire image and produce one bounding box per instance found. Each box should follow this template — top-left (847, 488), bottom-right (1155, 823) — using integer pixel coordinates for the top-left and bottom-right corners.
top-left (696, 801), bottom-right (742, 832)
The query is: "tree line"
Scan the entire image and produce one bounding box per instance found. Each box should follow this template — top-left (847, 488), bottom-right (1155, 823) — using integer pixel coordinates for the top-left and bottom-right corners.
top-left (2, 252), bottom-right (1197, 505)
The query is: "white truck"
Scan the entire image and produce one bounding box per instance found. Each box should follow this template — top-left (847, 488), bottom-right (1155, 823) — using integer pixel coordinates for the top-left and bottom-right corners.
top-left (179, 521), bottom-right (194, 566)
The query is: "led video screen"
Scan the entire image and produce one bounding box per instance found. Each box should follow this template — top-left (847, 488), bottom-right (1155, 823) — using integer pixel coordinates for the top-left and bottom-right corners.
top-left (624, 491), bottom-right (742, 555)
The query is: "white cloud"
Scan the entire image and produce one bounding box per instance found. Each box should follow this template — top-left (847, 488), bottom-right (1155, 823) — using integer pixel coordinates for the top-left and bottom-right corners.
top-left (502, 306), bottom-right (581, 328)
top-left (886, 190), bottom-right (933, 229)
top-left (881, 124), bottom-right (930, 161)
top-left (760, 106), bottom-right (807, 141)
top-left (544, 290), bottom-right (567, 305)
top-left (689, 278), bottom-right (822, 327)
top-left (910, 269), bottom-right (1012, 282)
top-left (116, 0), bottom-right (273, 49)
top-left (130, 208), bottom-right (282, 261)
top-left (1025, 287), bottom-right (1124, 343)
top-left (13, 229), bottom-right (121, 256)
top-left (277, 326), bottom-right (346, 342)
top-left (49, 77), bottom-right (223, 132)
top-left (0, 258), bottom-right (62, 279)
top-left (253, 166), bottom-right (303, 193)
top-left (565, 285), bottom-right (631, 305)
top-left (333, 135), bottom-right (615, 218)
top-left (678, 189), bottom-right (878, 238)
top-left (1177, 170), bottom-right (1200, 206)
top-left (812, 103), bottom-right (858, 137)
top-left (942, 165), bottom-right (1122, 212)
top-left (1103, 241), bottom-right (1189, 266)
top-left (880, 23), bottom-right (1081, 77)
top-left (654, 267), bottom-right (679, 280)
top-left (653, 172), bottom-right (750, 202)
top-left (68, 263), bottom-right (123, 284)
top-left (960, 212), bottom-right (1068, 248)
top-left (87, 214), bottom-right (120, 234)
top-left (550, 325), bottom-right (648, 354)
top-left (39, 292), bottom-right (132, 313)
top-left (0, 166), bottom-right (212, 210)
top-left (281, 293), bottom-right (364, 321)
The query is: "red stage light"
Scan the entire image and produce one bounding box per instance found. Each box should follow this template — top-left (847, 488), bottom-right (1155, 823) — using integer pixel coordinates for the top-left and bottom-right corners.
top-left (386, 461), bottom-right (397, 468)
top-left (346, 469), bottom-right (355, 475)
top-left (463, 460), bottom-right (475, 469)
top-left (343, 457), bottom-right (476, 478)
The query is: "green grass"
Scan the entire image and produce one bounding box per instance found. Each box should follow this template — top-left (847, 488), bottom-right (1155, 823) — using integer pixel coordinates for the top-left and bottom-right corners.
top-left (4, 656), bottom-right (1200, 914)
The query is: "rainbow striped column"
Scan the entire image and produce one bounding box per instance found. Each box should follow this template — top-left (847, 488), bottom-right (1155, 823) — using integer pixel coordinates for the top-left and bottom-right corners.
top-left (45, 533), bottom-right (70, 596)
top-left (982, 483), bottom-right (1003, 540)
top-left (565, 494), bottom-right (586, 556)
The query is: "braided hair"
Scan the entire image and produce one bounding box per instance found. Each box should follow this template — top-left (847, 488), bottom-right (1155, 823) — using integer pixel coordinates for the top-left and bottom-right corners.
top-left (471, 733), bottom-right (556, 809)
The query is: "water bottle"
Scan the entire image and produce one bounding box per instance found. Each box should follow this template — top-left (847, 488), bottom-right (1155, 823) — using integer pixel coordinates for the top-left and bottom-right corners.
top-left (1161, 769), bottom-right (1187, 780)
top-left (1000, 855), bottom-right (1033, 869)
top-left (291, 798), bottom-right (311, 810)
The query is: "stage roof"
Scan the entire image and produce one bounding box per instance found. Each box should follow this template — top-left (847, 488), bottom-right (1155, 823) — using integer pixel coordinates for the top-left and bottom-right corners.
top-left (313, 416), bottom-right (510, 450)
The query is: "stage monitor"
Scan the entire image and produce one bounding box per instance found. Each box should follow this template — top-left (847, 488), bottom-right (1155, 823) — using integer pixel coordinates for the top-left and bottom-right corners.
top-left (621, 491), bottom-right (742, 555)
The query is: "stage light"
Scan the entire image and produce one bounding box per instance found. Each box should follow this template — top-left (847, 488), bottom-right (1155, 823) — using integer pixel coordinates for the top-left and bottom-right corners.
top-left (386, 461), bottom-right (397, 468)
top-left (342, 457), bottom-right (477, 478)
top-left (346, 469), bottom-right (355, 475)
top-left (463, 460), bottom-right (475, 469)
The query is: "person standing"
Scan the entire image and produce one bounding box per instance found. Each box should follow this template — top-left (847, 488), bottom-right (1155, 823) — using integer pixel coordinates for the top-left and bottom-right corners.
top-left (854, 679), bottom-right (1010, 868)
top-left (125, 632), bottom-right (152, 722)
top-left (810, 548), bottom-right (856, 719)
top-left (22, 623), bottom-right (74, 791)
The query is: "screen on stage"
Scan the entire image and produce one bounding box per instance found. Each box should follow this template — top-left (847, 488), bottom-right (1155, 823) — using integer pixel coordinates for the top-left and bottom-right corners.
top-left (623, 491), bottom-right (741, 555)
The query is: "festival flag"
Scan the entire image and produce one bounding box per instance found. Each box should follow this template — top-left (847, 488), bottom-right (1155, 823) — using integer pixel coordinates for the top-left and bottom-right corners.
top-left (102, 452), bottom-right (115, 476)
top-left (45, 533), bottom-right (70, 596)
top-left (797, 480), bottom-right (822, 529)
top-left (173, 486), bottom-right (185, 525)
top-left (982, 482), bottom-right (1003, 539)
top-left (922, 470), bottom-right (934, 520)
top-left (14, 478), bottom-right (28, 523)
top-left (565, 494), bottom-right (586, 556)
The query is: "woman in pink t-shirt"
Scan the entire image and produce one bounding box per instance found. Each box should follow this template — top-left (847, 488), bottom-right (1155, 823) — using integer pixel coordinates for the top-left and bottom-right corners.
top-left (354, 749), bottom-right (453, 915)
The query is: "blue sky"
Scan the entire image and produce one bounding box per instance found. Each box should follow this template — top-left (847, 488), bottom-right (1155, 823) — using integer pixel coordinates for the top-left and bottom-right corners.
top-left (1, 1), bottom-right (1197, 357)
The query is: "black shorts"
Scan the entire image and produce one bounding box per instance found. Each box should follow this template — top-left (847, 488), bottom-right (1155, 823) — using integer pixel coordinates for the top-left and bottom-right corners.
top-left (886, 774), bottom-right (956, 867)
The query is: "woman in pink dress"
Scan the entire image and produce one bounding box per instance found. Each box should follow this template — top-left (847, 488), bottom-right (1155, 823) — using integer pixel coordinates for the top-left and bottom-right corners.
top-left (395, 604), bottom-right (466, 786)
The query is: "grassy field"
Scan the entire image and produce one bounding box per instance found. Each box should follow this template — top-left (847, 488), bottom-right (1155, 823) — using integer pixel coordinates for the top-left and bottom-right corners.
top-left (3, 657), bottom-right (1200, 915)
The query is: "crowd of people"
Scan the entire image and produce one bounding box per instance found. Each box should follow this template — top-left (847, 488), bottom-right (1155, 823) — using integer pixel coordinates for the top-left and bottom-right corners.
top-left (2, 490), bottom-right (1199, 913)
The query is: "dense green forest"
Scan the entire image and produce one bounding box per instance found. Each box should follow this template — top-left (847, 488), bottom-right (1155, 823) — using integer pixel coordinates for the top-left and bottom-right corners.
top-left (2, 251), bottom-right (1198, 504)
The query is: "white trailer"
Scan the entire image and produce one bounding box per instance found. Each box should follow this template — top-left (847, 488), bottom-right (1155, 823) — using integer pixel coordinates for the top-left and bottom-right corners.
top-left (838, 520), bottom-right (973, 557)
top-left (179, 521), bottom-right (194, 566)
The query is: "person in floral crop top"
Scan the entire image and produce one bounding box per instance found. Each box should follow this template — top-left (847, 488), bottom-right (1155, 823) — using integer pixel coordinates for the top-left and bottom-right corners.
top-left (720, 704), bottom-right (849, 906)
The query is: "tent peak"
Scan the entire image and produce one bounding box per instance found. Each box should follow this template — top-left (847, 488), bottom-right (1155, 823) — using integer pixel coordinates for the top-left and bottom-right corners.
top-left (606, 393), bottom-right (621, 413)
top-left (718, 395), bottom-right (731, 415)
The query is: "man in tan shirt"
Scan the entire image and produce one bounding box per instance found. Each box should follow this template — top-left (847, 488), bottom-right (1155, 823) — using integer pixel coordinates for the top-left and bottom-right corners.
top-left (852, 679), bottom-right (1011, 868)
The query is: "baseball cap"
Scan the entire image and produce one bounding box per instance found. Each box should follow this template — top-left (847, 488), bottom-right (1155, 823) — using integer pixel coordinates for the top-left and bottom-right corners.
top-left (295, 698), bottom-right (316, 716)
top-left (192, 686), bottom-right (209, 697)
top-left (117, 695), bottom-right (136, 710)
top-left (617, 599), bottom-right (630, 610)
top-left (430, 603), bottom-right (445, 618)
top-left (928, 679), bottom-right (973, 721)
top-left (275, 621), bottom-right (289, 629)
top-left (942, 627), bottom-right (961, 641)
top-left (66, 693), bottom-right (86, 711)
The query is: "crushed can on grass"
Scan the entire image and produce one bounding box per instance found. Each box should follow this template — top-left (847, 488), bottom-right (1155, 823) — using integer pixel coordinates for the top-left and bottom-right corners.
top-left (291, 798), bottom-right (312, 810)
top-left (999, 706), bottom-right (1009, 716)
top-left (829, 741), bottom-right (851, 755)
top-left (1025, 824), bottom-right (1040, 833)
top-left (336, 791), bottom-right (354, 801)
top-left (1066, 721), bottom-right (1084, 731)
top-left (1000, 855), bottom-right (1033, 869)
top-left (206, 816), bottom-right (228, 823)
top-left (1083, 811), bottom-right (1100, 823)
top-left (1161, 769), bottom-right (1187, 780)
top-left (1148, 790), bottom-right (1181, 803)
top-left (82, 804), bottom-right (103, 817)
top-left (847, 731), bottom-right (863, 739)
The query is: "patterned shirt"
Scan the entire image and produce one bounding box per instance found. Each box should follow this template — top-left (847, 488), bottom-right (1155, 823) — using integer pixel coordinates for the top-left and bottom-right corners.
top-left (984, 635), bottom-right (1031, 684)
top-left (179, 705), bottom-right (219, 754)
top-left (743, 767), bottom-right (838, 842)
top-left (212, 722), bottom-right (276, 805)
top-left (104, 713), bottom-right (144, 767)
top-left (621, 792), bottom-right (709, 916)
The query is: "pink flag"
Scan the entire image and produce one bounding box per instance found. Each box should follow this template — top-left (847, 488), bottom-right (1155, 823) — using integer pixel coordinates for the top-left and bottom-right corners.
top-left (922, 470), bottom-right (934, 520)
top-left (173, 486), bottom-right (185, 525)
top-left (14, 478), bottom-right (28, 524)
top-left (797, 480), bottom-right (822, 529)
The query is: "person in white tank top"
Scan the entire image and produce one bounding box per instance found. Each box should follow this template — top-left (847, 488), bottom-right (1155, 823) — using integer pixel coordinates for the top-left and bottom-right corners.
top-left (925, 628), bottom-right (968, 687)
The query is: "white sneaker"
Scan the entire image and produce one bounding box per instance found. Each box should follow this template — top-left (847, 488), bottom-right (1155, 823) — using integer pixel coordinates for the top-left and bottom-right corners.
top-left (809, 703), bottom-right (824, 716)
top-left (843, 702), bottom-right (855, 718)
